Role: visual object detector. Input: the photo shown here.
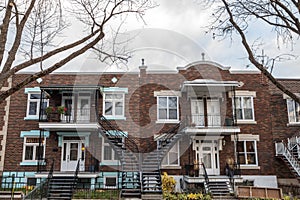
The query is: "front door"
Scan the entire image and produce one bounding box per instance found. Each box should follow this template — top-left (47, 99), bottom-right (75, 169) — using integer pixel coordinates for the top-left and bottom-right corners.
top-left (61, 140), bottom-right (85, 171)
top-left (195, 140), bottom-right (220, 175)
top-left (77, 96), bottom-right (90, 121)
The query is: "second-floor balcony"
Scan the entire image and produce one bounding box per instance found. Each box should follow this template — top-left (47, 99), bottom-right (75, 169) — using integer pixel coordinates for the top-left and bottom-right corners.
top-left (38, 85), bottom-right (101, 131)
top-left (181, 79), bottom-right (241, 135)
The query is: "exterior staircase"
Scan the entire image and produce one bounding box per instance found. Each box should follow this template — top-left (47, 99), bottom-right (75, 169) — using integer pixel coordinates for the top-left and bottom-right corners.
top-left (47, 176), bottom-right (77, 200)
top-left (275, 141), bottom-right (300, 181)
top-left (98, 115), bottom-right (141, 198)
top-left (204, 180), bottom-right (233, 198)
top-left (98, 115), bottom-right (185, 199)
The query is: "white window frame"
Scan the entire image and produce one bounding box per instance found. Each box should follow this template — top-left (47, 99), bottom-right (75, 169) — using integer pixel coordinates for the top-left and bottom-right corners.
top-left (104, 176), bottom-right (117, 188)
top-left (237, 140), bottom-right (258, 166)
top-left (101, 139), bottom-right (119, 165)
top-left (286, 99), bottom-right (300, 124)
top-left (157, 96), bottom-right (179, 122)
top-left (22, 137), bottom-right (46, 162)
top-left (161, 142), bottom-right (180, 167)
top-left (233, 96), bottom-right (255, 123)
top-left (26, 92), bottom-right (49, 120)
top-left (103, 92), bottom-right (125, 119)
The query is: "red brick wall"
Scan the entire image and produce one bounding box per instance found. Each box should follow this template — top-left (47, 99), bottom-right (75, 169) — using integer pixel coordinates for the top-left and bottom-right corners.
top-left (0, 64), bottom-right (285, 180)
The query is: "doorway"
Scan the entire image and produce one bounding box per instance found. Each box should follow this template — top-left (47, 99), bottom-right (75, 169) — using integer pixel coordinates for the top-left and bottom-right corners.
top-left (194, 140), bottom-right (220, 175)
top-left (61, 140), bottom-right (85, 171)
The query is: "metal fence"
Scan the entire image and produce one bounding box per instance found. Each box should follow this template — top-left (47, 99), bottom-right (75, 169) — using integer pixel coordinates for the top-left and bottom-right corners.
top-left (0, 173), bottom-right (121, 200)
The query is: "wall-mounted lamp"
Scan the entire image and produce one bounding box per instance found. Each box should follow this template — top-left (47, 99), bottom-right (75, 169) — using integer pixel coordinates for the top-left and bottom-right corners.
top-left (223, 139), bottom-right (226, 146)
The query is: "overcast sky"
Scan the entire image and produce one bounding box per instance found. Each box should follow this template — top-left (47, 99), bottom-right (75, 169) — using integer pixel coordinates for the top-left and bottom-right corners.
top-left (54, 0), bottom-right (300, 78)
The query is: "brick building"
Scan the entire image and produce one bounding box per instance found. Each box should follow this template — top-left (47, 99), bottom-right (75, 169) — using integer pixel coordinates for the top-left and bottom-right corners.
top-left (0, 60), bottom-right (298, 198)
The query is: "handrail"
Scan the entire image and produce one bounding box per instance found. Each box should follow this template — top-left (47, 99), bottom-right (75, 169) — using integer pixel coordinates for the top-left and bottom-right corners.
top-left (98, 114), bottom-right (139, 153)
top-left (144, 121), bottom-right (183, 153)
top-left (46, 159), bottom-right (55, 198)
top-left (275, 142), bottom-right (300, 176)
top-left (24, 159), bottom-right (55, 199)
top-left (73, 159), bottom-right (80, 189)
top-left (201, 163), bottom-right (209, 185)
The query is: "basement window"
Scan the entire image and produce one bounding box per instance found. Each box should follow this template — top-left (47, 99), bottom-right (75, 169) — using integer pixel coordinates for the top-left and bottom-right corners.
top-left (104, 177), bottom-right (117, 188)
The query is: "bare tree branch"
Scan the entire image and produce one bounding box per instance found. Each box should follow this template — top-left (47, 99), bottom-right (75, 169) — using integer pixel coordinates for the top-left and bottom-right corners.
top-left (221, 0), bottom-right (300, 104)
top-left (0, 31), bottom-right (105, 102)
top-left (0, 0), bottom-right (154, 104)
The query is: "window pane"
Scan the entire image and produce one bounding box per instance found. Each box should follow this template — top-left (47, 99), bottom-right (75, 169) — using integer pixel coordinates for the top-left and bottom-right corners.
top-left (237, 141), bottom-right (244, 152)
top-left (25, 146), bottom-right (34, 160)
top-left (30, 94), bottom-right (40, 99)
top-left (246, 141), bottom-right (255, 153)
top-left (168, 97), bottom-right (177, 108)
top-left (115, 102), bottom-right (123, 115)
top-left (203, 153), bottom-right (212, 168)
top-left (169, 109), bottom-right (177, 120)
top-left (104, 146), bottom-right (112, 160)
top-left (29, 102), bottom-right (37, 115)
top-left (287, 100), bottom-right (296, 122)
top-left (243, 97), bottom-right (252, 108)
top-left (235, 97), bottom-right (242, 108)
top-left (239, 153), bottom-right (246, 164)
top-left (106, 177), bottom-right (117, 187)
top-left (244, 109), bottom-right (253, 119)
top-left (158, 97), bottom-right (167, 108)
top-left (236, 109), bottom-right (243, 120)
top-left (105, 102), bottom-right (113, 115)
top-left (295, 102), bottom-right (300, 122)
top-left (161, 156), bottom-right (168, 165)
top-left (105, 94), bottom-right (113, 100)
top-left (70, 143), bottom-right (78, 161)
top-left (169, 152), bottom-right (178, 165)
top-left (35, 146), bottom-right (44, 160)
top-left (247, 153), bottom-right (256, 164)
top-left (114, 94), bottom-right (123, 99)
top-left (159, 109), bottom-right (167, 119)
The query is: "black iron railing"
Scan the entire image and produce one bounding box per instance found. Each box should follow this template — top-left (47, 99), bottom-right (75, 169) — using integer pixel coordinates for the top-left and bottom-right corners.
top-left (201, 163), bottom-right (209, 185)
top-left (98, 115), bottom-right (139, 153)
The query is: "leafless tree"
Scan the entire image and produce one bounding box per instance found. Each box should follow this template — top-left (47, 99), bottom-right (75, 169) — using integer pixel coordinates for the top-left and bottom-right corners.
top-left (0, 0), bottom-right (154, 103)
top-left (203, 0), bottom-right (300, 103)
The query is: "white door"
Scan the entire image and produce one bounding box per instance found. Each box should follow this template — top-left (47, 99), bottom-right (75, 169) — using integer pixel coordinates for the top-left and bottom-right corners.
top-left (77, 97), bottom-right (90, 121)
top-left (198, 140), bottom-right (219, 175)
top-left (62, 96), bottom-right (74, 122)
top-left (191, 100), bottom-right (204, 126)
top-left (207, 100), bottom-right (221, 127)
top-left (61, 141), bottom-right (85, 171)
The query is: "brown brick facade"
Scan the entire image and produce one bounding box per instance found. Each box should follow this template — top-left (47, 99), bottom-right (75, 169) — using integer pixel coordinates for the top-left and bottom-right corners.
top-left (0, 61), bottom-right (297, 187)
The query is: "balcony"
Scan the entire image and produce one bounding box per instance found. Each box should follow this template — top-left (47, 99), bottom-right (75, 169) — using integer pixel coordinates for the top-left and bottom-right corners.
top-left (184, 114), bottom-right (240, 135)
top-left (38, 85), bottom-right (101, 131)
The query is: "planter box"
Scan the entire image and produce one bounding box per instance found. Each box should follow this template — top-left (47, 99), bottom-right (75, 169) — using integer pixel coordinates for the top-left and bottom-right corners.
top-left (237, 186), bottom-right (283, 199)
top-left (47, 113), bottom-right (61, 122)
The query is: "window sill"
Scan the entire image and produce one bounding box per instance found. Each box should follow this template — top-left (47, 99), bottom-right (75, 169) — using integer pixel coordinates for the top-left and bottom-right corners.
top-left (24, 116), bottom-right (39, 120)
top-left (103, 116), bottom-right (126, 120)
top-left (236, 120), bottom-right (257, 125)
top-left (156, 120), bottom-right (180, 124)
top-left (100, 161), bottom-right (120, 166)
top-left (20, 161), bottom-right (46, 166)
top-left (161, 166), bottom-right (181, 170)
top-left (240, 165), bottom-right (260, 170)
top-left (287, 122), bottom-right (300, 127)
